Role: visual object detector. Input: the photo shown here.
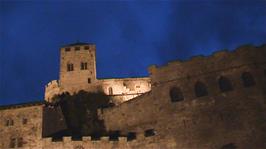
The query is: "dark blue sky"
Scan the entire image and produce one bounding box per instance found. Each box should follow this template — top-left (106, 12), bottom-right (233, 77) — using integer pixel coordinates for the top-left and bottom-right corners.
top-left (0, 1), bottom-right (266, 105)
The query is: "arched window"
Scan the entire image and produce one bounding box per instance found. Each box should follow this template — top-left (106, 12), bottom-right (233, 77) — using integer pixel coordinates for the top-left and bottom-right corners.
top-left (241, 72), bottom-right (255, 87)
top-left (218, 76), bottom-right (233, 92)
top-left (108, 87), bottom-right (113, 95)
top-left (169, 87), bottom-right (184, 102)
top-left (195, 81), bottom-right (208, 97)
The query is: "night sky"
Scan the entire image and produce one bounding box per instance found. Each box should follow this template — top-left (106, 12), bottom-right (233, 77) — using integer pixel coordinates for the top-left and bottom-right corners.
top-left (0, 1), bottom-right (266, 105)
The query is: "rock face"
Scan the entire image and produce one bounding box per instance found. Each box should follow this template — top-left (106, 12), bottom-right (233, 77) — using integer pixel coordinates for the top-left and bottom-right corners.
top-left (0, 44), bottom-right (266, 149)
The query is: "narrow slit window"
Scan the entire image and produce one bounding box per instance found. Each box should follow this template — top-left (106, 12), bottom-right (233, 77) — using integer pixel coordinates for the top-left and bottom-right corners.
top-left (81, 62), bottom-right (88, 70)
top-left (10, 119), bottom-right (14, 126)
top-left (127, 132), bottom-right (136, 141)
top-left (108, 87), bottom-right (113, 95)
top-left (75, 47), bottom-right (80, 51)
top-left (84, 46), bottom-right (90, 50)
top-left (22, 118), bottom-right (27, 125)
top-left (144, 129), bottom-right (155, 137)
top-left (9, 138), bottom-right (16, 148)
top-left (5, 119), bottom-right (9, 126)
top-left (67, 64), bottom-right (74, 71)
top-left (65, 48), bottom-right (71, 52)
top-left (17, 137), bottom-right (23, 147)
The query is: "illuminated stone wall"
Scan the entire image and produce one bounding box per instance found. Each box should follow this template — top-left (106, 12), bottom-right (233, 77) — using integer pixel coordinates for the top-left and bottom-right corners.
top-left (59, 43), bottom-right (97, 89)
top-left (102, 45), bottom-right (266, 149)
top-left (0, 103), bottom-right (43, 149)
top-left (2, 44), bottom-right (265, 149)
top-left (44, 43), bottom-right (151, 103)
top-left (45, 80), bottom-right (60, 102)
top-left (42, 133), bottom-right (175, 149)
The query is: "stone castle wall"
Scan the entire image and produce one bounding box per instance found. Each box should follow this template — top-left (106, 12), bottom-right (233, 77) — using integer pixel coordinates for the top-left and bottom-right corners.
top-left (101, 45), bottom-right (266, 148)
top-left (59, 44), bottom-right (97, 89)
top-left (1, 44), bottom-right (266, 149)
top-left (42, 132), bottom-right (176, 149)
top-left (44, 43), bottom-right (151, 103)
top-left (45, 77), bottom-right (151, 103)
top-left (148, 45), bottom-right (266, 86)
top-left (45, 80), bottom-right (60, 102)
top-left (0, 103), bottom-right (43, 149)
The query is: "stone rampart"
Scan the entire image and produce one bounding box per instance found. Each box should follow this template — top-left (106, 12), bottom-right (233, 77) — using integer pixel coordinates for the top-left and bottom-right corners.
top-left (148, 44), bottom-right (266, 86)
top-left (0, 103), bottom-right (44, 149)
top-left (101, 44), bottom-right (266, 149)
top-left (42, 136), bottom-right (129, 149)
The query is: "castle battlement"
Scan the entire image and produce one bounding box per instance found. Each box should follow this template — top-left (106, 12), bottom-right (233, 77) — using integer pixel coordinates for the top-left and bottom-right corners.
top-left (45, 80), bottom-right (59, 88)
top-left (43, 136), bottom-right (129, 143)
top-left (1, 43), bottom-right (265, 149)
top-left (42, 136), bottom-right (141, 149)
top-left (148, 44), bottom-right (266, 86)
top-left (44, 43), bottom-right (151, 103)
top-left (45, 80), bottom-right (60, 102)
top-left (150, 44), bottom-right (265, 71)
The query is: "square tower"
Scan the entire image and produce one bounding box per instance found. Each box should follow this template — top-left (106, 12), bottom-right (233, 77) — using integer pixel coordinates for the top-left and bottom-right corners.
top-left (59, 43), bottom-right (97, 90)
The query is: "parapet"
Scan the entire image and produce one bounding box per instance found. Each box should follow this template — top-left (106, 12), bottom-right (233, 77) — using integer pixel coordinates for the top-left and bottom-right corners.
top-left (148, 44), bottom-right (266, 84)
top-left (0, 101), bottom-right (44, 110)
top-left (47, 136), bottom-right (127, 142)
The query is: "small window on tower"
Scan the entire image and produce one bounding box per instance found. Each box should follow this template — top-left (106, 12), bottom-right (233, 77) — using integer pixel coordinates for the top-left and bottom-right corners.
top-left (84, 46), bottom-right (90, 50)
top-left (10, 119), bottom-right (14, 126)
top-left (67, 64), bottom-right (74, 71)
top-left (88, 78), bottom-right (91, 84)
top-left (9, 138), bottom-right (16, 148)
top-left (75, 47), bottom-right (80, 51)
top-left (17, 137), bottom-right (23, 147)
top-left (5, 119), bottom-right (10, 126)
top-left (144, 129), bottom-right (156, 137)
top-left (108, 87), bottom-right (113, 95)
top-left (81, 62), bottom-right (88, 70)
top-left (65, 48), bottom-right (70, 52)
top-left (22, 118), bottom-right (27, 125)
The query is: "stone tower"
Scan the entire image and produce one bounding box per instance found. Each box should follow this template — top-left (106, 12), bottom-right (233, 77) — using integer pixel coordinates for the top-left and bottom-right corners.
top-left (59, 43), bottom-right (97, 90)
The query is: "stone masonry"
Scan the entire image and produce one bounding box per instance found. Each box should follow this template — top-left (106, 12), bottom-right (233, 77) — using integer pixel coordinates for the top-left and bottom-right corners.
top-left (0, 43), bottom-right (265, 149)
top-left (45, 43), bottom-right (151, 103)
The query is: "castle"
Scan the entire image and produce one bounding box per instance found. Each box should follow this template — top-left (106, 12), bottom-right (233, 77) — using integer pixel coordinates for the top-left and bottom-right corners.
top-left (44, 43), bottom-right (151, 104)
top-left (0, 43), bottom-right (266, 149)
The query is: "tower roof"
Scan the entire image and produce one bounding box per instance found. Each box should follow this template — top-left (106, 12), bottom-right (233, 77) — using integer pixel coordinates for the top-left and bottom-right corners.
top-left (62, 42), bottom-right (95, 47)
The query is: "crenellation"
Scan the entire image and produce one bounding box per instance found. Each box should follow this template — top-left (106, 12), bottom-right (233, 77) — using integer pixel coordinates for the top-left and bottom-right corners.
top-left (63, 136), bottom-right (72, 142)
top-left (45, 43), bottom-right (151, 103)
top-left (82, 136), bottom-right (91, 141)
top-left (1, 43), bottom-right (266, 149)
